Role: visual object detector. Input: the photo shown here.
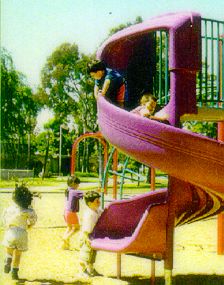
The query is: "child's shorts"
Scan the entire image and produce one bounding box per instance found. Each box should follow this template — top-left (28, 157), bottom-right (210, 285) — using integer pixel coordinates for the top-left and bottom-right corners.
top-left (64, 211), bottom-right (79, 225)
top-left (116, 84), bottom-right (125, 103)
top-left (2, 227), bottom-right (28, 251)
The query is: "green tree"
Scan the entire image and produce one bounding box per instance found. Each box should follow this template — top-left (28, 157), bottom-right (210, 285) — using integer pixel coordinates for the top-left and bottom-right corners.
top-left (1, 48), bottom-right (38, 169)
top-left (38, 43), bottom-right (97, 129)
top-left (37, 44), bottom-right (99, 172)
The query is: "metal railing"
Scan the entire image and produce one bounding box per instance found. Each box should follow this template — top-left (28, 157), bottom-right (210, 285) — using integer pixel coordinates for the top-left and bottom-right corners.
top-left (198, 18), bottom-right (224, 107)
top-left (152, 18), bottom-right (224, 109)
top-left (153, 30), bottom-right (170, 106)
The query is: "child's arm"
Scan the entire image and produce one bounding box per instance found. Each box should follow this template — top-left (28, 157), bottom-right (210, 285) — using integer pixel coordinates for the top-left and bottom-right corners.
top-left (94, 84), bottom-right (100, 99)
top-left (27, 209), bottom-right (37, 228)
top-left (101, 79), bottom-right (110, 96)
top-left (150, 110), bottom-right (170, 122)
top-left (139, 108), bottom-right (151, 118)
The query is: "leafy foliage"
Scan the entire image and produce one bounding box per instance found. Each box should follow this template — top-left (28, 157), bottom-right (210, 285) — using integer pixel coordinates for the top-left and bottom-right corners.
top-left (1, 48), bottom-right (38, 168)
top-left (182, 121), bottom-right (217, 139)
top-left (38, 43), bottom-right (97, 131)
top-left (35, 43), bottom-right (100, 174)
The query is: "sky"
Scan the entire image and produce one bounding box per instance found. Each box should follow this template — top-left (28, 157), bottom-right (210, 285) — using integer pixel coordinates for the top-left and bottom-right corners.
top-left (1, 0), bottom-right (224, 90)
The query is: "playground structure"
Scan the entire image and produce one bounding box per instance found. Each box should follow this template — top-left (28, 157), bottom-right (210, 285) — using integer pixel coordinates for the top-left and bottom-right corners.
top-left (71, 132), bottom-right (150, 207)
top-left (71, 12), bottom-right (224, 285)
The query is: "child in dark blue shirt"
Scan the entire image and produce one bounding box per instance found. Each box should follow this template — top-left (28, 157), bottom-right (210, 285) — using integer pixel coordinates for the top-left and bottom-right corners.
top-left (88, 61), bottom-right (126, 107)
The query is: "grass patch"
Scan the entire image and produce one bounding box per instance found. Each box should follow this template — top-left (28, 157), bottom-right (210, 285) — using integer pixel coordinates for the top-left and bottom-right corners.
top-left (0, 174), bottom-right (167, 192)
top-left (0, 176), bottom-right (100, 188)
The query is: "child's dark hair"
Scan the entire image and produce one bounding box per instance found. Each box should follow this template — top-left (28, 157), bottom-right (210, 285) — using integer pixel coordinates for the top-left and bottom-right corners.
top-left (84, 191), bottom-right (101, 205)
top-left (88, 60), bottom-right (106, 73)
top-left (13, 184), bottom-right (33, 209)
top-left (67, 176), bottom-right (81, 187)
top-left (65, 176), bottom-right (81, 197)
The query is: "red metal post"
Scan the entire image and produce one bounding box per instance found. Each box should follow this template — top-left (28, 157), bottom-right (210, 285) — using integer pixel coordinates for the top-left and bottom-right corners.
top-left (70, 132), bottom-right (108, 194)
top-left (217, 35), bottom-right (224, 255)
top-left (150, 260), bottom-right (156, 285)
top-left (150, 167), bottom-right (156, 191)
top-left (218, 122), bottom-right (224, 255)
top-left (117, 253), bottom-right (121, 279)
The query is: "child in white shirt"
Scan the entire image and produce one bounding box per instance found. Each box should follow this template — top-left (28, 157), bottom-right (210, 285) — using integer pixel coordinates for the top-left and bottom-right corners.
top-left (79, 191), bottom-right (102, 277)
top-left (2, 184), bottom-right (37, 280)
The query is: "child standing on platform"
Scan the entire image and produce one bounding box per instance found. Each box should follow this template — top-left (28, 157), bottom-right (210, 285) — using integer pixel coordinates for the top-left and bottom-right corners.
top-left (88, 60), bottom-right (126, 108)
top-left (2, 184), bottom-right (37, 280)
top-left (79, 191), bottom-right (102, 277)
top-left (62, 176), bottom-right (83, 250)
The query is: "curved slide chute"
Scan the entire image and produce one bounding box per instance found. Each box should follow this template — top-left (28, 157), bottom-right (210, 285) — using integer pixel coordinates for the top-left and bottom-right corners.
top-left (90, 96), bottom-right (224, 265)
top-left (98, 97), bottom-right (224, 195)
top-left (90, 12), bottom-right (224, 278)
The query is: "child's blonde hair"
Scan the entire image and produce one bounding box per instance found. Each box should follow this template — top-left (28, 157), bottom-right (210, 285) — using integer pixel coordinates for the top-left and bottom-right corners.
top-left (140, 93), bottom-right (157, 105)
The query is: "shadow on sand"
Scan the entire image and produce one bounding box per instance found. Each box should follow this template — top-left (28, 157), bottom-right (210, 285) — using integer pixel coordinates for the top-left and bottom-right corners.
top-left (13, 274), bottom-right (224, 285)
top-left (124, 274), bottom-right (224, 285)
top-left (15, 278), bottom-right (90, 285)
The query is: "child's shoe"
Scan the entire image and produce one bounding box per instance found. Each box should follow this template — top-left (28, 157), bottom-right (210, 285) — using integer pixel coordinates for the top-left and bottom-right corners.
top-left (87, 268), bottom-right (101, 277)
top-left (77, 269), bottom-right (91, 279)
top-left (61, 239), bottom-right (70, 250)
top-left (83, 269), bottom-right (92, 277)
top-left (11, 268), bottom-right (19, 280)
top-left (90, 268), bottom-right (101, 276)
top-left (82, 267), bottom-right (100, 277)
top-left (4, 257), bottom-right (12, 273)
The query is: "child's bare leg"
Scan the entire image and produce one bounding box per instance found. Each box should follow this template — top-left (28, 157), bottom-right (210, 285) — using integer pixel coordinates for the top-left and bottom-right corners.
top-left (62, 224), bottom-right (79, 249)
top-left (4, 247), bottom-right (14, 273)
top-left (11, 249), bottom-right (22, 280)
top-left (7, 247), bottom-right (14, 256)
top-left (12, 249), bottom-right (22, 268)
top-left (63, 226), bottom-right (71, 240)
top-left (67, 224), bottom-right (79, 239)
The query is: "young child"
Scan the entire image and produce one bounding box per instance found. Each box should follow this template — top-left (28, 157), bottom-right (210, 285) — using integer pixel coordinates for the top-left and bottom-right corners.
top-left (88, 60), bottom-right (126, 107)
top-left (62, 175), bottom-right (84, 250)
top-left (2, 183), bottom-right (37, 280)
top-left (131, 93), bottom-right (157, 118)
top-left (79, 191), bottom-right (102, 277)
top-left (131, 93), bottom-right (169, 122)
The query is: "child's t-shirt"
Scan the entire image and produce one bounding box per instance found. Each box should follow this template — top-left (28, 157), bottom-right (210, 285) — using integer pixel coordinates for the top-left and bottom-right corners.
top-left (81, 207), bottom-right (102, 234)
top-left (96, 68), bottom-right (125, 103)
top-left (2, 203), bottom-right (37, 230)
top-left (131, 105), bottom-right (153, 117)
top-left (65, 187), bottom-right (84, 212)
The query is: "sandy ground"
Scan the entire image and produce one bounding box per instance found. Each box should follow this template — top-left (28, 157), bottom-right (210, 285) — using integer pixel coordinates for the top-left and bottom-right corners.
top-left (0, 190), bottom-right (224, 285)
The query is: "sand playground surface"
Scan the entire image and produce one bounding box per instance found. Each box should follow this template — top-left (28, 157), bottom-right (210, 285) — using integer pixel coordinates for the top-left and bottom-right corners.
top-left (0, 191), bottom-right (224, 285)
